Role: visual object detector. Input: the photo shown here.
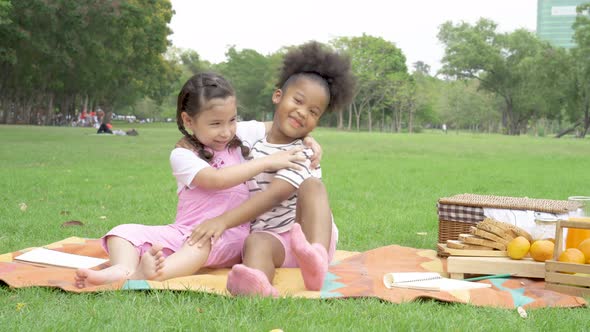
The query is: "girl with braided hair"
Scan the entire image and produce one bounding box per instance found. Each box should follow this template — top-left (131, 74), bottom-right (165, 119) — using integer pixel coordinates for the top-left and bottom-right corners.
top-left (189, 42), bottom-right (356, 296)
top-left (75, 72), bottom-right (323, 287)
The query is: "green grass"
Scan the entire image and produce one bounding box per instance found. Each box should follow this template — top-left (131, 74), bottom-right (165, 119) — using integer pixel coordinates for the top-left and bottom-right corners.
top-left (1, 124), bottom-right (589, 331)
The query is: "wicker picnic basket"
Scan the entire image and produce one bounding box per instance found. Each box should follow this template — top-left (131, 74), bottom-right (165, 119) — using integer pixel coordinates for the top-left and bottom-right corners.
top-left (437, 193), bottom-right (579, 255)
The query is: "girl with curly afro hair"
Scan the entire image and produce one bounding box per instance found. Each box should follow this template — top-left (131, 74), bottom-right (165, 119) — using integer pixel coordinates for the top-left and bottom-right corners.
top-left (189, 41), bottom-right (356, 297)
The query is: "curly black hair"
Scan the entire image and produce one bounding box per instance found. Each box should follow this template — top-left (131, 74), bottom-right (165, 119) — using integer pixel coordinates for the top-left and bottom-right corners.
top-left (277, 41), bottom-right (356, 113)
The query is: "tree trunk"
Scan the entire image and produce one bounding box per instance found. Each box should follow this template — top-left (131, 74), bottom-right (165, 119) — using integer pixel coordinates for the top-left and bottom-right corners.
top-left (337, 109), bottom-right (343, 129)
top-left (408, 103), bottom-right (414, 134)
top-left (581, 104), bottom-right (590, 138)
top-left (46, 94), bottom-right (54, 125)
top-left (0, 99), bottom-right (6, 124)
top-left (83, 94), bottom-right (89, 114)
top-left (22, 101), bottom-right (32, 125)
top-left (369, 109), bottom-right (373, 132)
top-left (347, 105), bottom-right (352, 130)
top-left (352, 102), bottom-right (361, 131)
top-left (555, 120), bottom-right (581, 138)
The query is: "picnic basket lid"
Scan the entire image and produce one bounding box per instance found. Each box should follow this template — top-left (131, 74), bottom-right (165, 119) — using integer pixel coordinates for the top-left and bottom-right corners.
top-left (438, 193), bottom-right (580, 214)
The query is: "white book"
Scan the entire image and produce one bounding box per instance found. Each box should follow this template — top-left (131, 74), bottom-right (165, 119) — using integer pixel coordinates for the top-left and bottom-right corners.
top-left (14, 247), bottom-right (108, 269)
top-left (383, 272), bottom-right (491, 292)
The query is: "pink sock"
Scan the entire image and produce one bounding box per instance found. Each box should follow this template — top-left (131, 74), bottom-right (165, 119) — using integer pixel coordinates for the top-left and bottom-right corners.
top-left (226, 264), bottom-right (278, 297)
top-left (290, 223), bottom-right (329, 291)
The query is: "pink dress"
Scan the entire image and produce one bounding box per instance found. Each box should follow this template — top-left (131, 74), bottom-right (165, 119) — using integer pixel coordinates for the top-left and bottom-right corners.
top-left (102, 147), bottom-right (250, 268)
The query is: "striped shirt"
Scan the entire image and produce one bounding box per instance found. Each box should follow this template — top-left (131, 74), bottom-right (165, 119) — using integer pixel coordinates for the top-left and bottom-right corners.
top-left (249, 137), bottom-right (322, 233)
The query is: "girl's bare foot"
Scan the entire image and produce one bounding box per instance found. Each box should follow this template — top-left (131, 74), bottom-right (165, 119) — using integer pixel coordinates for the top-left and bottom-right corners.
top-left (129, 244), bottom-right (165, 281)
top-left (75, 264), bottom-right (130, 288)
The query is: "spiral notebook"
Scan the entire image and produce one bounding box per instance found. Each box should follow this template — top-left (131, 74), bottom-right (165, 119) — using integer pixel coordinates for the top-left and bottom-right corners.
top-left (383, 272), bottom-right (491, 291)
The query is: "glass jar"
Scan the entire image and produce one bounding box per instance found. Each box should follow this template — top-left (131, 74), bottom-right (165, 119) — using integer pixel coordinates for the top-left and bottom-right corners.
top-left (532, 216), bottom-right (557, 242)
top-left (566, 196), bottom-right (590, 248)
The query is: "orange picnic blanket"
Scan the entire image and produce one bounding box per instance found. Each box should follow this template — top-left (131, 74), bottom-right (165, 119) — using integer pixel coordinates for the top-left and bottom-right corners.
top-left (0, 237), bottom-right (586, 308)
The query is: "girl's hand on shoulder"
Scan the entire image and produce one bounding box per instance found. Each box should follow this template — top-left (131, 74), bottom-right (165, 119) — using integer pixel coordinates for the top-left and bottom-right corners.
top-left (303, 136), bottom-right (322, 169)
top-left (264, 147), bottom-right (306, 172)
top-left (188, 218), bottom-right (227, 247)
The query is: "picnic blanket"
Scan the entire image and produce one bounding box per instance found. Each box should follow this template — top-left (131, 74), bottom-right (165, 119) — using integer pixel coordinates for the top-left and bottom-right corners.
top-left (0, 237), bottom-right (586, 308)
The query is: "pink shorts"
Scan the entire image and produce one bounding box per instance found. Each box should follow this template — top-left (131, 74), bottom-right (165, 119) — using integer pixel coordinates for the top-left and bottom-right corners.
top-left (102, 223), bottom-right (250, 269)
top-left (251, 222), bottom-right (338, 268)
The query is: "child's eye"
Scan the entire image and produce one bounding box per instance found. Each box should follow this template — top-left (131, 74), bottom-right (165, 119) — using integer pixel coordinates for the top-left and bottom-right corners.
top-left (294, 98), bottom-right (302, 105)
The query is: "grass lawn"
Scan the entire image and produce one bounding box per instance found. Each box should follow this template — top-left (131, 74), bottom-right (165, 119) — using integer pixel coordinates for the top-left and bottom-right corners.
top-left (1, 124), bottom-right (589, 331)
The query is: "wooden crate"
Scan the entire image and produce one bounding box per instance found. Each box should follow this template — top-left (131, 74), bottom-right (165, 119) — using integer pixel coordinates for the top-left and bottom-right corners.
top-left (447, 256), bottom-right (545, 280)
top-left (545, 219), bottom-right (590, 296)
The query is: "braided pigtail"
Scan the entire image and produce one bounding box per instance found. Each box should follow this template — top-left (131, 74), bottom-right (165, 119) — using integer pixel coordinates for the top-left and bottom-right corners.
top-left (178, 125), bottom-right (213, 162)
top-left (175, 72), bottom-right (236, 164)
top-left (227, 136), bottom-right (251, 160)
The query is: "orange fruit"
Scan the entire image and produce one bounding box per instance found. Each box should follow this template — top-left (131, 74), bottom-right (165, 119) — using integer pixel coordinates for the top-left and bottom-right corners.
top-left (529, 240), bottom-right (554, 262)
top-left (507, 236), bottom-right (530, 260)
top-left (577, 238), bottom-right (590, 264)
top-left (558, 248), bottom-right (586, 264)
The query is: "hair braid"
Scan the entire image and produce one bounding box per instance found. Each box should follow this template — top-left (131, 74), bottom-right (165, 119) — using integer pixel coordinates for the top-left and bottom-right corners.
top-left (175, 72), bottom-right (236, 164)
top-left (227, 136), bottom-right (251, 160)
top-left (178, 125), bottom-right (213, 162)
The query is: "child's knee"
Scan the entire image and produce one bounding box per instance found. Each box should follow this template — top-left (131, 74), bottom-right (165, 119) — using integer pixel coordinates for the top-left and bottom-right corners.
top-left (299, 177), bottom-right (326, 194)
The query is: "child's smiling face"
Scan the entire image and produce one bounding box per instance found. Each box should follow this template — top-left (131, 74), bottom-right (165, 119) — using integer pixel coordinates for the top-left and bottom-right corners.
top-left (269, 77), bottom-right (329, 144)
top-left (182, 96), bottom-right (238, 151)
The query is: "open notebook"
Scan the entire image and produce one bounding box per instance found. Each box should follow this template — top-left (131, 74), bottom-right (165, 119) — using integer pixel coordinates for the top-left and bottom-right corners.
top-left (383, 272), bottom-right (491, 291)
top-left (14, 248), bottom-right (108, 269)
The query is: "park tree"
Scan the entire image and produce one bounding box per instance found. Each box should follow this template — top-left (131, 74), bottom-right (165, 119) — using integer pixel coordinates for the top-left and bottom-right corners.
top-left (217, 46), bottom-right (276, 121)
top-left (412, 66), bottom-right (442, 129)
top-left (332, 34), bottom-right (408, 131)
top-left (0, 0), bottom-right (177, 125)
top-left (437, 79), bottom-right (499, 132)
top-left (562, 3), bottom-right (590, 137)
top-left (438, 19), bottom-right (565, 135)
top-left (413, 61), bottom-right (431, 76)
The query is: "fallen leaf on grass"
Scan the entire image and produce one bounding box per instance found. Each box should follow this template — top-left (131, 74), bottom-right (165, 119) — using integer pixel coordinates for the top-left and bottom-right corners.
top-left (19, 203), bottom-right (27, 211)
top-left (62, 220), bottom-right (84, 227)
top-left (196, 307), bottom-right (204, 313)
top-left (99, 216), bottom-right (107, 220)
top-left (16, 303), bottom-right (26, 311)
top-left (416, 232), bottom-right (428, 236)
top-left (60, 210), bottom-right (71, 215)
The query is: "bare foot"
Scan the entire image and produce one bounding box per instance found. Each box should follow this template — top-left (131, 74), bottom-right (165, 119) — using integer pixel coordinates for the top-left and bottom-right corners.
top-left (75, 264), bottom-right (130, 288)
top-left (129, 244), bottom-right (165, 281)
top-left (290, 223), bottom-right (328, 291)
top-left (226, 264), bottom-right (278, 297)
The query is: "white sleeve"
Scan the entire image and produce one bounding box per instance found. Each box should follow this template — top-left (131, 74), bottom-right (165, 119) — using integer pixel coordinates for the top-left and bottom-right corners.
top-left (170, 148), bottom-right (210, 189)
top-left (275, 147), bottom-right (321, 189)
top-left (236, 120), bottom-right (266, 148)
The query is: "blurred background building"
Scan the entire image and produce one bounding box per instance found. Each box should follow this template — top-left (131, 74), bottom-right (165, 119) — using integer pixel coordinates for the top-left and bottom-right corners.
top-left (537, 0), bottom-right (588, 48)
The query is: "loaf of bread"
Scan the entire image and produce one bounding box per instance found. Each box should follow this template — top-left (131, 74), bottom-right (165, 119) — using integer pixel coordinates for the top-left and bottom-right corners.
top-left (446, 239), bottom-right (494, 250)
top-left (458, 233), bottom-right (507, 251)
top-left (478, 218), bottom-right (533, 242)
